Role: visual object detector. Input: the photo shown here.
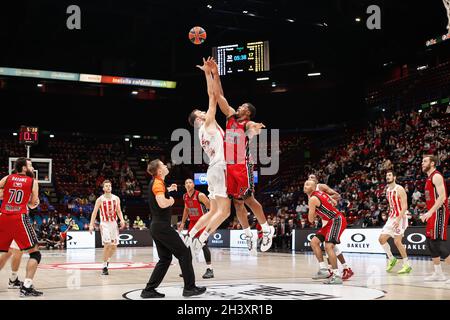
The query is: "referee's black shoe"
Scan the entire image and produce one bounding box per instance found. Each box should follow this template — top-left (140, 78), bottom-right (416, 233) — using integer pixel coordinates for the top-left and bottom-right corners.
top-left (102, 267), bottom-right (109, 275)
top-left (183, 286), bottom-right (206, 297)
top-left (140, 288), bottom-right (165, 299)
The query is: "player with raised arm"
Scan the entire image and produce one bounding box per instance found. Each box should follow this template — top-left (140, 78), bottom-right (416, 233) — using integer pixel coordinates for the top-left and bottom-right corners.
top-left (209, 58), bottom-right (275, 253)
top-left (186, 57), bottom-right (231, 254)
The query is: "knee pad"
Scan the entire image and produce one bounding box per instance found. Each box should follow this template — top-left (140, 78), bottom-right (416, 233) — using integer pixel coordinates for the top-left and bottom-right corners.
top-left (29, 251), bottom-right (41, 264)
top-left (427, 239), bottom-right (442, 258)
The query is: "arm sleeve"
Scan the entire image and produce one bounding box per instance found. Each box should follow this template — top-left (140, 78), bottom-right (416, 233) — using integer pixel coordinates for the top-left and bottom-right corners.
top-left (152, 180), bottom-right (166, 197)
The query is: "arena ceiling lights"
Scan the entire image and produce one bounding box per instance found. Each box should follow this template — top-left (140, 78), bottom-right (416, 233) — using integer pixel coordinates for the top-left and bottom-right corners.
top-left (0, 67), bottom-right (177, 89)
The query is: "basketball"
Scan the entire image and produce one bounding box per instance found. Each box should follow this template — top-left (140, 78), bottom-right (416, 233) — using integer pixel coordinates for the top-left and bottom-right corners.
top-left (189, 26), bottom-right (207, 45)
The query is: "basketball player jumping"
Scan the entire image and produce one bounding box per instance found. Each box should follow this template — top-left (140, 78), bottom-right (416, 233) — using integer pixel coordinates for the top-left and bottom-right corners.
top-left (378, 170), bottom-right (412, 274)
top-left (89, 180), bottom-right (125, 275)
top-left (209, 58), bottom-right (275, 252)
top-left (308, 174), bottom-right (353, 280)
top-left (187, 57), bottom-right (232, 253)
top-left (179, 178), bottom-right (214, 279)
top-left (420, 155), bottom-right (449, 282)
top-left (0, 186), bottom-right (25, 289)
top-left (304, 179), bottom-right (347, 284)
top-left (0, 157), bottom-right (42, 297)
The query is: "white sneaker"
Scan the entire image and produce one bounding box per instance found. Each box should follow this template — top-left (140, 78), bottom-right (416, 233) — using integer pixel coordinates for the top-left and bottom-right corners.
top-left (183, 235), bottom-right (193, 248)
top-left (245, 234), bottom-right (257, 255)
top-left (312, 268), bottom-right (331, 280)
top-left (260, 226), bottom-right (275, 252)
top-left (191, 238), bottom-right (204, 260)
top-left (424, 272), bottom-right (446, 282)
top-left (323, 274), bottom-right (343, 285)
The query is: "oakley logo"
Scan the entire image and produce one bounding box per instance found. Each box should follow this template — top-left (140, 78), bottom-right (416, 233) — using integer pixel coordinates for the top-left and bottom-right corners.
top-left (351, 233), bottom-right (366, 243)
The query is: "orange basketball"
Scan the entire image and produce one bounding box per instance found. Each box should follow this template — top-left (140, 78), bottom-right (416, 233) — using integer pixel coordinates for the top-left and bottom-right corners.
top-left (189, 26), bottom-right (207, 45)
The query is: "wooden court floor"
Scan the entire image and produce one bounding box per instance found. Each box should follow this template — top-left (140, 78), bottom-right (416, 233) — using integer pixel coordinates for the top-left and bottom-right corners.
top-left (0, 247), bottom-right (449, 300)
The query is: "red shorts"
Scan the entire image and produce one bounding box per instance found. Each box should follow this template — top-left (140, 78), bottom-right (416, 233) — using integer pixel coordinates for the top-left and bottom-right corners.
top-left (188, 220), bottom-right (205, 238)
top-left (426, 207), bottom-right (449, 240)
top-left (226, 163), bottom-right (254, 199)
top-left (315, 215), bottom-right (347, 244)
top-left (0, 213), bottom-right (39, 252)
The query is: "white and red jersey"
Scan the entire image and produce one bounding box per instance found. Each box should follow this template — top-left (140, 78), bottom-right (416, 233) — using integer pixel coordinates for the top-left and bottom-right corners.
top-left (199, 122), bottom-right (226, 167)
top-left (98, 194), bottom-right (120, 223)
top-left (386, 184), bottom-right (403, 218)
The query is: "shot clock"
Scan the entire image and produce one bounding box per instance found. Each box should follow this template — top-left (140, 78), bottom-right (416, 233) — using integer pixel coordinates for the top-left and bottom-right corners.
top-left (18, 126), bottom-right (39, 145)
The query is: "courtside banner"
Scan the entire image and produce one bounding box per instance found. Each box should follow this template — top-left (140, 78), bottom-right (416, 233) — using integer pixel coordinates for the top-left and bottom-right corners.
top-left (95, 230), bottom-right (153, 248)
top-left (294, 228), bottom-right (385, 254)
top-left (388, 227), bottom-right (450, 256)
top-left (293, 227), bottom-right (450, 256)
top-left (230, 229), bottom-right (258, 248)
top-left (67, 231), bottom-right (95, 249)
top-left (207, 229), bottom-right (230, 248)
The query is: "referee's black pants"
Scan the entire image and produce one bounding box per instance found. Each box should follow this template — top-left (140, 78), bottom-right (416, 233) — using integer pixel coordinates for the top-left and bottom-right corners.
top-left (146, 222), bottom-right (196, 290)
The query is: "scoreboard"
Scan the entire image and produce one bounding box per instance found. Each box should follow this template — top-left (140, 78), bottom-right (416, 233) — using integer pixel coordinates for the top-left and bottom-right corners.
top-left (18, 126), bottom-right (39, 145)
top-left (213, 41), bottom-right (270, 76)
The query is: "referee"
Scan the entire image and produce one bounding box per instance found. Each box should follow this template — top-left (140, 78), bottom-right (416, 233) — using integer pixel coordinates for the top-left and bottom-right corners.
top-left (141, 159), bottom-right (206, 298)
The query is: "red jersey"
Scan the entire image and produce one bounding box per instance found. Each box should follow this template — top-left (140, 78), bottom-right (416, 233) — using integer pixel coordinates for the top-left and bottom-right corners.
top-left (0, 174), bottom-right (34, 215)
top-left (183, 190), bottom-right (205, 222)
top-left (98, 194), bottom-right (119, 222)
top-left (386, 184), bottom-right (403, 218)
top-left (224, 116), bottom-right (250, 165)
top-left (425, 170), bottom-right (448, 214)
top-left (311, 190), bottom-right (343, 221)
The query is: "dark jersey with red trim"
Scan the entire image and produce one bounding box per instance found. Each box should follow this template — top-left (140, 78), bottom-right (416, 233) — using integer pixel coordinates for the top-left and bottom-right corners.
top-left (425, 170), bottom-right (448, 214)
top-left (312, 190), bottom-right (343, 221)
top-left (224, 115), bottom-right (250, 165)
top-left (183, 190), bottom-right (206, 221)
top-left (0, 174), bottom-right (34, 215)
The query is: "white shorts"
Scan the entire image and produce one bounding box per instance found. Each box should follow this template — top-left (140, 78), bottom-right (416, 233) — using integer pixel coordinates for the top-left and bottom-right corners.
top-left (100, 221), bottom-right (119, 245)
top-left (381, 216), bottom-right (408, 237)
top-left (207, 164), bottom-right (227, 200)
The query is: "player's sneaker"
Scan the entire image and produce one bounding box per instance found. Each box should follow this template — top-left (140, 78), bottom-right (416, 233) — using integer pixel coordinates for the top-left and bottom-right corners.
top-left (202, 268), bottom-right (214, 279)
top-left (342, 268), bottom-right (354, 280)
top-left (245, 234), bottom-right (257, 255)
top-left (260, 225), bottom-right (275, 252)
top-left (312, 268), bottom-right (331, 280)
top-left (19, 284), bottom-right (43, 297)
top-left (424, 272), bottom-right (446, 281)
top-left (386, 257), bottom-right (397, 272)
top-left (8, 278), bottom-right (23, 289)
top-left (191, 238), bottom-right (204, 260)
top-left (102, 267), bottom-right (109, 275)
top-left (323, 274), bottom-right (343, 285)
top-left (183, 234), bottom-right (192, 248)
top-left (397, 265), bottom-right (412, 274)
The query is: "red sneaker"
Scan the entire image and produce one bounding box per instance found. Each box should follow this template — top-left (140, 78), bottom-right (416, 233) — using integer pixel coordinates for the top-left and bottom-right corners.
top-left (342, 268), bottom-right (354, 280)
